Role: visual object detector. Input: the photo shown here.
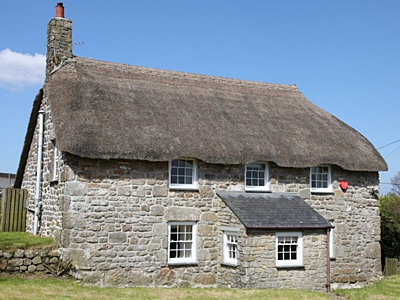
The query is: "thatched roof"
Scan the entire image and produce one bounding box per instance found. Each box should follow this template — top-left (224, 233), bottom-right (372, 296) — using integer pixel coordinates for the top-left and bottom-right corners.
top-left (45, 57), bottom-right (386, 172)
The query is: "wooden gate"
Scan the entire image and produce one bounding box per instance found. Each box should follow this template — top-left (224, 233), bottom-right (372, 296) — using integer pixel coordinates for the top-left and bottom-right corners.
top-left (385, 257), bottom-right (400, 276)
top-left (1, 188), bottom-right (28, 232)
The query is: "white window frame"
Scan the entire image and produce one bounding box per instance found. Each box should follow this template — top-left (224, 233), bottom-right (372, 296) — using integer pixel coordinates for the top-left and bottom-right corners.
top-left (223, 231), bottom-right (239, 266)
top-left (168, 222), bottom-right (197, 265)
top-left (275, 232), bottom-right (303, 267)
top-left (52, 141), bottom-right (60, 181)
top-left (310, 165), bottom-right (332, 193)
top-left (169, 158), bottom-right (198, 190)
top-left (245, 162), bottom-right (270, 192)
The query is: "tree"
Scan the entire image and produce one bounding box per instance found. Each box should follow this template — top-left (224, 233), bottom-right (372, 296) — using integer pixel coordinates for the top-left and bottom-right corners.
top-left (390, 171), bottom-right (400, 195)
top-left (380, 194), bottom-right (400, 259)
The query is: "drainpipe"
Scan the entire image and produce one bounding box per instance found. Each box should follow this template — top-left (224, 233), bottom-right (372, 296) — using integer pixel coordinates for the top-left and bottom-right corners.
top-left (326, 228), bottom-right (331, 293)
top-left (34, 111), bottom-right (45, 236)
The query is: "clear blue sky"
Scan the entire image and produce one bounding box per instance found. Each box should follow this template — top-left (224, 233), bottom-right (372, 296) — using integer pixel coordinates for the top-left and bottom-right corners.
top-left (1, 1), bottom-right (399, 194)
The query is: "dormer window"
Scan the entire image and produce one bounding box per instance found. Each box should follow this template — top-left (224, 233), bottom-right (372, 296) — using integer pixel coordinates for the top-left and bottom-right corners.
top-left (310, 165), bottom-right (332, 193)
top-left (169, 159), bottom-right (198, 190)
top-left (245, 162), bottom-right (270, 192)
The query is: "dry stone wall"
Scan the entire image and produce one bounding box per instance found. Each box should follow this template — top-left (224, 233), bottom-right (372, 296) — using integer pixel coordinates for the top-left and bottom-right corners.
top-left (0, 248), bottom-right (60, 274)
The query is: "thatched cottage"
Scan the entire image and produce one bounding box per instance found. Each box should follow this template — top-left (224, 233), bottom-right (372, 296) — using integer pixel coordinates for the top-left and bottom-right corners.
top-left (15, 3), bottom-right (387, 291)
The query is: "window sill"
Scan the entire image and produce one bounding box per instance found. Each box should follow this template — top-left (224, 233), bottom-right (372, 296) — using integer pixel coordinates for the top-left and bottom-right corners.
top-left (245, 190), bottom-right (271, 193)
top-left (310, 190), bottom-right (334, 195)
top-left (276, 265), bottom-right (304, 269)
top-left (222, 262), bottom-right (238, 267)
top-left (169, 186), bottom-right (199, 192)
top-left (168, 261), bottom-right (198, 267)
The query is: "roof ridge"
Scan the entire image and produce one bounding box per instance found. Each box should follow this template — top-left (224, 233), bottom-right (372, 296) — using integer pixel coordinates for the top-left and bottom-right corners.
top-left (75, 56), bottom-right (298, 92)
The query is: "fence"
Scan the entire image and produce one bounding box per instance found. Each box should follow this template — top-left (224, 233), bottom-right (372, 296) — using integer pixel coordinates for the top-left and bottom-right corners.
top-left (1, 188), bottom-right (28, 232)
top-left (385, 257), bottom-right (400, 276)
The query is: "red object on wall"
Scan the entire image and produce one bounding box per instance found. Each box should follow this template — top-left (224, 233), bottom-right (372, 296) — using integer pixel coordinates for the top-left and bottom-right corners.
top-left (340, 180), bottom-right (349, 190)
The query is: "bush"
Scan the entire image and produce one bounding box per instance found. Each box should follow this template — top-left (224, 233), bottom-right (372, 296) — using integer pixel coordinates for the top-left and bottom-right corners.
top-left (380, 194), bottom-right (400, 259)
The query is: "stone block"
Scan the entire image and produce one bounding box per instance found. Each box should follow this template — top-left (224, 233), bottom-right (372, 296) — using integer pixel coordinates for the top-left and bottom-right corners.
top-left (193, 273), bottom-right (216, 285)
top-left (65, 181), bottom-right (87, 196)
top-left (365, 242), bottom-right (381, 258)
top-left (150, 205), bottom-right (165, 216)
top-left (32, 256), bottom-right (42, 265)
top-left (0, 258), bottom-right (7, 271)
top-left (109, 232), bottom-right (127, 243)
top-left (62, 212), bottom-right (85, 229)
top-left (166, 207), bottom-right (201, 221)
top-left (8, 258), bottom-right (24, 267)
top-left (155, 268), bottom-right (176, 286)
top-left (153, 185), bottom-right (168, 197)
top-left (24, 250), bottom-right (38, 259)
top-left (117, 186), bottom-right (131, 196)
top-left (60, 196), bottom-right (71, 211)
top-left (3, 252), bottom-right (13, 259)
top-left (105, 269), bottom-right (125, 286)
top-left (198, 224), bottom-right (213, 236)
top-left (49, 250), bottom-right (60, 257)
top-left (36, 264), bottom-right (45, 271)
top-left (200, 185), bottom-right (213, 198)
top-left (154, 249), bottom-right (166, 262)
top-left (202, 212), bottom-right (217, 222)
top-left (299, 189), bottom-right (311, 199)
top-left (28, 265), bottom-right (37, 272)
top-left (65, 249), bottom-right (90, 269)
top-left (14, 250), bottom-right (25, 258)
top-left (153, 223), bottom-right (167, 236)
top-left (127, 271), bottom-right (153, 285)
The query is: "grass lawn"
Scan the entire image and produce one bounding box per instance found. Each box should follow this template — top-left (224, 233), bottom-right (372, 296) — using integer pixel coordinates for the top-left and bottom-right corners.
top-left (0, 275), bottom-right (333, 300)
top-left (1, 275), bottom-right (400, 300)
top-left (335, 275), bottom-right (400, 300)
top-left (0, 275), bottom-right (399, 300)
top-left (0, 232), bottom-right (53, 251)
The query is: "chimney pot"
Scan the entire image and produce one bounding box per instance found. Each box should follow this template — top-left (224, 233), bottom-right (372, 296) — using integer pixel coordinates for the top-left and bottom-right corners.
top-left (55, 2), bottom-right (65, 18)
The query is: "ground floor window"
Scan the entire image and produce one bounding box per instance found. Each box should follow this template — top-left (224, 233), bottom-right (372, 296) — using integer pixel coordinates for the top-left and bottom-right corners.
top-left (223, 232), bottom-right (239, 266)
top-left (276, 232), bottom-right (303, 267)
top-left (168, 222), bottom-right (197, 264)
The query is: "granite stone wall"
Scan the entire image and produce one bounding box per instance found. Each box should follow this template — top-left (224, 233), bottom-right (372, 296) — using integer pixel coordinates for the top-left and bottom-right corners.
top-left (23, 153), bottom-right (379, 290)
top-left (0, 248), bottom-right (60, 274)
top-left (21, 95), bottom-right (65, 241)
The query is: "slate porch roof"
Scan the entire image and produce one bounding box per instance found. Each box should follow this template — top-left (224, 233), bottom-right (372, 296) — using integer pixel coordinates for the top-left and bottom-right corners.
top-left (217, 191), bottom-right (333, 229)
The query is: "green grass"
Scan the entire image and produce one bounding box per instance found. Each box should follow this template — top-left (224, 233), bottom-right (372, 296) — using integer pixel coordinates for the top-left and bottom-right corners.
top-left (1, 275), bottom-right (399, 300)
top-left (335, 275), bottom-right (400, 300)
top-left (0, 232), bottom-right (53, 251)
top-left (0, 276), bottom-right (333, 300)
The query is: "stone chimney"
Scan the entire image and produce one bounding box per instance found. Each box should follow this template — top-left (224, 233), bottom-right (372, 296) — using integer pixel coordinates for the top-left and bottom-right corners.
top-left (46, 2), bottom-right (73, 75)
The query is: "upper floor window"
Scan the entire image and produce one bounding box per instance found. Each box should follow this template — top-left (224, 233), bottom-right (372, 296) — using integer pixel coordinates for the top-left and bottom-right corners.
top-left (276, 232), bottom-right (303, 267)
top-left (245, 162), bottom-right (270, 191)
top-left (310, 165), bottom-right (332, 193)
top-left (169, 159), bottom-right (197, 190)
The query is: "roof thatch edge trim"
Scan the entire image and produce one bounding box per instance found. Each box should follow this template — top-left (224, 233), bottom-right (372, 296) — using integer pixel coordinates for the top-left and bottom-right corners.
top-left (14, 88), bottom-right (43, 188)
